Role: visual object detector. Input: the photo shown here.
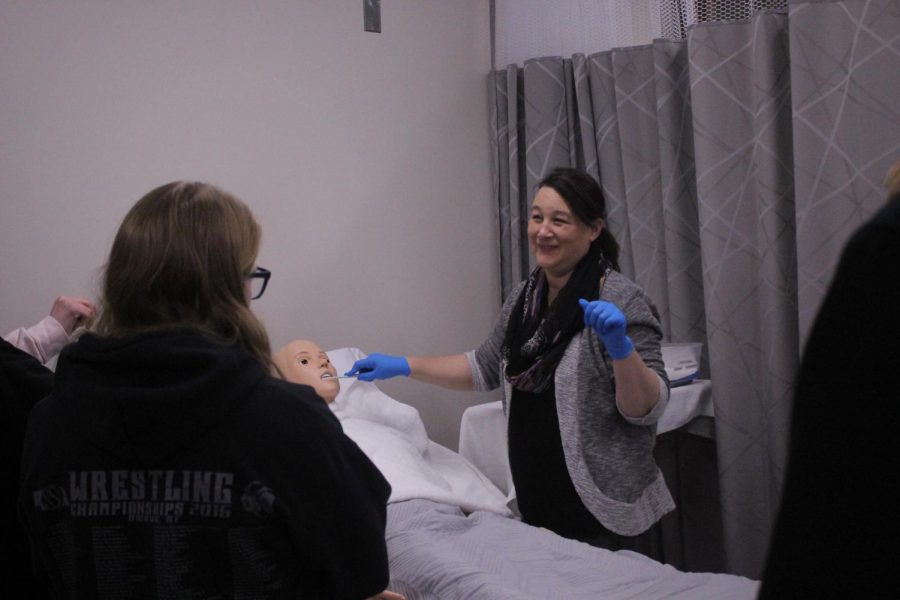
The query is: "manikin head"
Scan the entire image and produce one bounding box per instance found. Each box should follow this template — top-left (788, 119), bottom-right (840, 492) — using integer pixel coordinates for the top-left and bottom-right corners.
top-left (274, 339), bottom-right (340, 403)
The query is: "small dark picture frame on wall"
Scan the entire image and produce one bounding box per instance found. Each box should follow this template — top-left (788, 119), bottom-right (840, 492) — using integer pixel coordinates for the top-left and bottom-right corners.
top-left (364, 0), bottom-right (381, 33)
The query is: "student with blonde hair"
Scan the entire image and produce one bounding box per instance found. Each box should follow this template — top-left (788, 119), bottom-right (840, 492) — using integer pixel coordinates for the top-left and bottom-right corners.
top-left (19, 182), bottom-right (392, 599)
top-left (885, 159), bottom-right (900, 195)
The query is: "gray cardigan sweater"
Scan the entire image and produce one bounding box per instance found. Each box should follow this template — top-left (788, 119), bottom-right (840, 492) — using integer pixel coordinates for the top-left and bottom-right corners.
top-left (466, 271), bottom-right (675, 535)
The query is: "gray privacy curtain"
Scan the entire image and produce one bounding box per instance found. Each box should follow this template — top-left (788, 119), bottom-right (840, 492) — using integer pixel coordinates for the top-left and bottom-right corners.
top-left (489, 0), bottom-right (900, 578)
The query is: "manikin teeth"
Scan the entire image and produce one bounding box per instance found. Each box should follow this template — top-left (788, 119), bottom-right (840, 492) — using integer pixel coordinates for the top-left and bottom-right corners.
top-left (321, 373), bottom-right (334, 380)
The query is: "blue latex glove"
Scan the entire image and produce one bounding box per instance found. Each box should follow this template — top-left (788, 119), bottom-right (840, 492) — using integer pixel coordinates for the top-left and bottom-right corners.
top-left (578, 298), bottom-right (634, 360)
top-left (345, 353), bottom-right (411, 381)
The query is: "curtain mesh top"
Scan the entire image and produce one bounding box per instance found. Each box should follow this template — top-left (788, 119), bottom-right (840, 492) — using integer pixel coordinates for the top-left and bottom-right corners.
top-left (660, 0), bottom-right (789, 39)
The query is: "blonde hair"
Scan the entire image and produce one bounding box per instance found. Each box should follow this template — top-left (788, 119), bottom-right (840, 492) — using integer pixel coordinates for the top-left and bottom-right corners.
top-left (886, 160), bottom-right (900, 196)
top-left (93, 181), bottom-right (272, 366)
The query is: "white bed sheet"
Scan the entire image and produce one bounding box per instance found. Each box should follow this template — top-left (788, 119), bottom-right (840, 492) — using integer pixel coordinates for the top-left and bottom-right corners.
top-left (327, 347), bottom-right (511, 516)
top-left (323, 348), bottom-right (758, 598)
top-left (387, 499), bottom-right (760, 600)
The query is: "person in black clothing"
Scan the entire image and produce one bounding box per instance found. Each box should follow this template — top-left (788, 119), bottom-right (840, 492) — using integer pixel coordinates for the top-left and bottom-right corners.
top-left (759, 163), bottom-right (900, 598)
top-left (2, 339), bottom-right (54, 599)
top-left (18, 181), bottom-right (393, 599)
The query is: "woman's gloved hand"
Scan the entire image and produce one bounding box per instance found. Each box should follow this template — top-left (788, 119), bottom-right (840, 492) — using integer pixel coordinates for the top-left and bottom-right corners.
top-left (578, 299), bottom-right (634, 360)
top-left (346, 353), bottom-right (411, 381)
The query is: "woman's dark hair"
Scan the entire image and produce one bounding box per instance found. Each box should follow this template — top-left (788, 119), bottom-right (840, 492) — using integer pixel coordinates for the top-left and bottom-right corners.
top-left (537, 167), bottom-right (620, 270)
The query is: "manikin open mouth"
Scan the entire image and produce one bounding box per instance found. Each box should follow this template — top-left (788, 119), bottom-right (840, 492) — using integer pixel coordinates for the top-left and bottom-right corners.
top-left (321, 372), bottom-right (336, 380)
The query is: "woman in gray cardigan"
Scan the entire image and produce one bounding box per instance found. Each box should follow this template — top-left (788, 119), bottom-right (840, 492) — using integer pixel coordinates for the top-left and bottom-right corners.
top-left (348, 168), bottom-right (673, 556)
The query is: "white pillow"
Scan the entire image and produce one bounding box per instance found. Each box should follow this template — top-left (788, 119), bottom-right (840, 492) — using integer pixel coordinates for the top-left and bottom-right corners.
top-left (324, 347), bottom-right (511, 515)
top-left (325, 347), bottom-right (428, 448)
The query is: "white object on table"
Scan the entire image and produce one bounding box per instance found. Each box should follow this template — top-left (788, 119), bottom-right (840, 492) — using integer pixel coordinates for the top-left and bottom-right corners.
top-left (458, 380), bottom-right (713, 497)
top-left (661, 342), bottom-right (703, 386)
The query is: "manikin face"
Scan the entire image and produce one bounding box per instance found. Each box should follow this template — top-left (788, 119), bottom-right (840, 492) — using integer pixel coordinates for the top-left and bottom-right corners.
top-left (527, 186), bottom-right (601, 281)
top-left (274, 340), bottom-right (340, 403)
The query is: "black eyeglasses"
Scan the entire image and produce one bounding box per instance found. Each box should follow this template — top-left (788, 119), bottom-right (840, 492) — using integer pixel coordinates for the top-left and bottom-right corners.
top-left (246, 267), bottom-right (271, 300)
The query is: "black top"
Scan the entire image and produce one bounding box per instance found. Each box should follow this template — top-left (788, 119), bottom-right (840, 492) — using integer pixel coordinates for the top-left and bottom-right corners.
top-left (508, 385), bottom-right (605, 543)
top-left (759, 193), bottom-right (900, 598)
top-left (18, 329), bottom-right (391, 599)
top-left (2, 338), bottom-right (54, 599)
top-left (506, 287), bottom-right (606, 543)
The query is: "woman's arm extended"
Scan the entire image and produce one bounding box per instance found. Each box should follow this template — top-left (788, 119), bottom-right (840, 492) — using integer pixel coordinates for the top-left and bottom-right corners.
top-left (346, 352), bottom-right (474, 391)
top-left (407, 353), bottom-right (474, 391)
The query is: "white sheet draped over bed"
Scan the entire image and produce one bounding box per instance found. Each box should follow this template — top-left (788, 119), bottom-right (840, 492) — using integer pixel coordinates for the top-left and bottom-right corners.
top-left (386, 499), bottom-right (760, 600)
top-left (325, 348), bottom-right (759, 599)
top-left (327, 348), bottom-right (511, 516)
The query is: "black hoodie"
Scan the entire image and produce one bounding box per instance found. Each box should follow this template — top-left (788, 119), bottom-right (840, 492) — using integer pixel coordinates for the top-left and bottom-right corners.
top-left (759, 193), bottom-right (900, 597)
top-left (18, 329), bottom-right (391, 599)
top-left (2, 338), bottom-right (53, 599)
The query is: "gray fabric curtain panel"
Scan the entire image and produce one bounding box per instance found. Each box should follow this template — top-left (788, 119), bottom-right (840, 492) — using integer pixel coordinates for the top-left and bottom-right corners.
top-left (488, 0), bottom-right (900, 579)
top-left (689, 10), bottom-right (799, 577)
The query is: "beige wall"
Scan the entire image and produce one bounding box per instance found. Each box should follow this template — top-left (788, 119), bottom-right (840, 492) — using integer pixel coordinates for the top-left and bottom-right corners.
top-left (0, 0), bottom-right (500, 449)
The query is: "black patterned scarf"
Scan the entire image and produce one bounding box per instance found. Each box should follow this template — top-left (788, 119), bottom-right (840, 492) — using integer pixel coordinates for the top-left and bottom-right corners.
top-left (504, 244), bottom-right (610, 393)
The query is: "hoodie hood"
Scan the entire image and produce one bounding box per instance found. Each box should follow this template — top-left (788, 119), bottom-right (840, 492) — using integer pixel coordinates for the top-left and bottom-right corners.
top-left (53, 329), bottom-right (268, 466)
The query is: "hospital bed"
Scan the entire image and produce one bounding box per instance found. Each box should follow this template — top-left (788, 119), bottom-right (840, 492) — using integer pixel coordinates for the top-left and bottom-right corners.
top-left (326, 347), bottom-right (756, 600)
